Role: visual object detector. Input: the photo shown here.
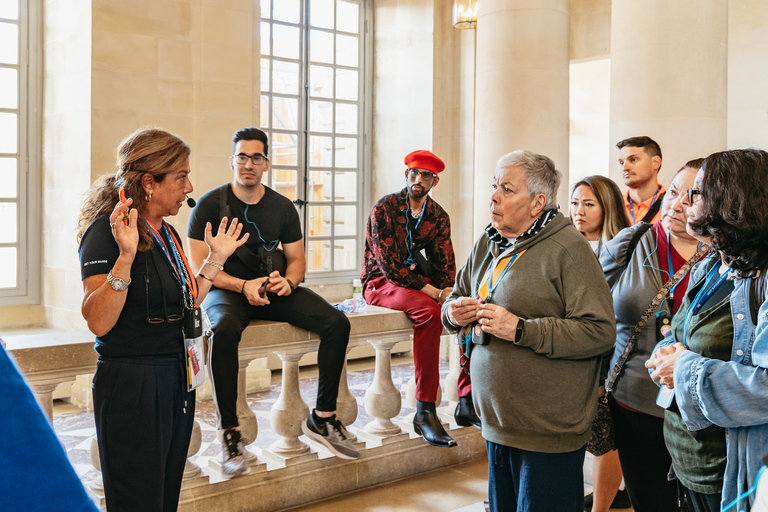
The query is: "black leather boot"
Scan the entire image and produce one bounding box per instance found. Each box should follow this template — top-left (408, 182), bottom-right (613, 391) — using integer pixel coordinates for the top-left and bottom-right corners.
top-left (454, 392), bottom-right (481, 428)
top-left (413, 401), bottom-right (457, 448)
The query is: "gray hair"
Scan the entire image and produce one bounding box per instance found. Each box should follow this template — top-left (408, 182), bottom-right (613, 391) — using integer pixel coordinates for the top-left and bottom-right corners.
top-left (495, 149), bottom-right (561, 210)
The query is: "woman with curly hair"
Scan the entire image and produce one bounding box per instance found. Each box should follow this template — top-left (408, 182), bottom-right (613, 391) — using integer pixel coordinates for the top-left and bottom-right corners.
top-left (78, 127), bottom-right (247, 512)
top-left (647, 149), bottom-right (768, 512)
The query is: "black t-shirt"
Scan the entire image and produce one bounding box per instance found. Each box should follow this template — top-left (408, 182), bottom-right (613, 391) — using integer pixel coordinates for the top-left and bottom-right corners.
top-left (79, 215), bottom-right (186, 357)
top-left (187, 184), bottom-right (303, 280)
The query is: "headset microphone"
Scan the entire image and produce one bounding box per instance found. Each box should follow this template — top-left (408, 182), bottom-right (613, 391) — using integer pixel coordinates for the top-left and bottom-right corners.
top-left (186, 196), bottom-right (196, 208)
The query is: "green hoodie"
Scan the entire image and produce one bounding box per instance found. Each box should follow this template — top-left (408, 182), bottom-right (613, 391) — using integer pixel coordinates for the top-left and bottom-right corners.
top-left (442, 213), bottom-right (616, 453)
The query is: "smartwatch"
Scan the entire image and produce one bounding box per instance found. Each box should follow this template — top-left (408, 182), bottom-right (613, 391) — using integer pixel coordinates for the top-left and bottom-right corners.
top-left (107, 271), bottom-right (131, 291)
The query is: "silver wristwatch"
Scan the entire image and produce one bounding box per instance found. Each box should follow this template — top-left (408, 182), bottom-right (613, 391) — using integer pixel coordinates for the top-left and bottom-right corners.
top-left (107, 271), bottom-right (131, 291)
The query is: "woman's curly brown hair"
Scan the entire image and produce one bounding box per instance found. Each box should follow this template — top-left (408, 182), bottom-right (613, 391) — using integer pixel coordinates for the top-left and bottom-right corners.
top-left (77, 127), bottom-right (190, 251)
top-left (689, 149), bottom-right (768, 272)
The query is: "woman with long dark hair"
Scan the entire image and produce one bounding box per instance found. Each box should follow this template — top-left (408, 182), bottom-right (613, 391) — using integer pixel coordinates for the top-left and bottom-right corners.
top-left (647, 149), bottom-right (768, 512)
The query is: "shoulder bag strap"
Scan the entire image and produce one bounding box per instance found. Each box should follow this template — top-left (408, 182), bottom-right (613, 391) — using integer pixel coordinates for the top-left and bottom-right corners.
top-left (605, 243), bottom-right (709, 394)
top-left (640, 192), bottom-right (665, 223)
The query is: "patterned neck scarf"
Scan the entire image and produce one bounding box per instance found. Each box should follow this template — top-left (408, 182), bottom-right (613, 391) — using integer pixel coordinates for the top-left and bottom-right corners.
top-left (485, 208), bottom-right (558, 250)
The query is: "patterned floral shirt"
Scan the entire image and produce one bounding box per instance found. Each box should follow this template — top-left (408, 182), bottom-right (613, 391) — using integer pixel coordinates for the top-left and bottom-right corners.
top-left (362, 188), bottom-right (455, 290)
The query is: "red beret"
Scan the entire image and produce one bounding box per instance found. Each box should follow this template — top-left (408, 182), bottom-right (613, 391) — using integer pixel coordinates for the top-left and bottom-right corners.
top-left (404, 150), bottom-right (445, 175)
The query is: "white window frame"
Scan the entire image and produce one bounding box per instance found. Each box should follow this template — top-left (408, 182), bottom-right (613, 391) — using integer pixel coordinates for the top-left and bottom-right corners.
top-left (259, 0), bottom-right (373, 286)
top-left (0, 0), bottom-right (42, 305)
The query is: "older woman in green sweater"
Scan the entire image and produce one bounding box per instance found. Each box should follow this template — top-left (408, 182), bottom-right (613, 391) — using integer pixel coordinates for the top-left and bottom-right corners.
top-left (442, 149), bottom-right (616, 512)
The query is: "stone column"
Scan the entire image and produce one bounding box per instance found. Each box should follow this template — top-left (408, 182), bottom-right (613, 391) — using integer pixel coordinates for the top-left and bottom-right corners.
top-left (609, 0), bottom-right (727, 187)
top-left (261, 350), bottom-right (316, 466)
top-left (473, 0), bottom-right (571, 237)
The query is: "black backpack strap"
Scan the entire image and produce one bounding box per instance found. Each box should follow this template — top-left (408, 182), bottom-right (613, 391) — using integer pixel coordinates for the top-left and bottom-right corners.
top-left (640, 192), bottom-right (665, 223)
top-left (624, 222), bottom-right (654, 266)
top-left (218, 185), bottom-right (232, 219)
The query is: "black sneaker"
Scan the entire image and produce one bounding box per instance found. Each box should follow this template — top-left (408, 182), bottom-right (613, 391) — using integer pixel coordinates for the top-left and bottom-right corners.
top-left (221, 428), bottom-right (250, 478)
top-left (301, 412), bottom-right (360, 460)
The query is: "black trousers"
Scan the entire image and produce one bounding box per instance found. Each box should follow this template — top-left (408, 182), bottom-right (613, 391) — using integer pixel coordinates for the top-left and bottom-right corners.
top-left (609, 396), bottom-right (682, 512)
top-left (93, 355), bottom-right (195, 512)
top-left (203, 287), bottom-right (350, 429)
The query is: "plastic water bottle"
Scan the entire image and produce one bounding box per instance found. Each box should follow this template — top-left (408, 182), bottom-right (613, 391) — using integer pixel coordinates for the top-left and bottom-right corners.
top-left (335, 298), bottom-right (367, 313)
top-left (352, 278), bottom-right (363, 299)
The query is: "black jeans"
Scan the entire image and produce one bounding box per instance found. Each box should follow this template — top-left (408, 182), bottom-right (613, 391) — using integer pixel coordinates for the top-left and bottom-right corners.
top-left (203, 287), bottom-right (350, 429)
top-left (609, 396), bottom-right (682, 512)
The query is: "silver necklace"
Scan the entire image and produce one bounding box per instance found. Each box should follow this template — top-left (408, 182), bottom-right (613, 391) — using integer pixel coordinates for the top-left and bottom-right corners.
top-left (409, 206), bottom-right (422, 219)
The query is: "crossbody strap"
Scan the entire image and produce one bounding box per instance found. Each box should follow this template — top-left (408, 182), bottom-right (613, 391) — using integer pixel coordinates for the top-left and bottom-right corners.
top-left (605, 243), bottom-right (709, 394)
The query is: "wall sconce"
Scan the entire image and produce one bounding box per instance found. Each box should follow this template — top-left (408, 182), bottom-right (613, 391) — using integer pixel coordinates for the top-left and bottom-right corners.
top-left (452, 0), bottom-right (478, 29)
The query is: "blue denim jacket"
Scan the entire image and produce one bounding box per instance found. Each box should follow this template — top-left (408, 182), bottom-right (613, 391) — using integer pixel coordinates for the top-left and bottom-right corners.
top-left (652, 256), bottom-right (768, 511)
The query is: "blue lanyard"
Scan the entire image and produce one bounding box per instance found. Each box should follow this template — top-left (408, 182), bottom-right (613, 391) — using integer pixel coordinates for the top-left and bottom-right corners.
top-left (665, 231), bottom-right (688, 302)
top-left (405, 200), bottom-right (426, 265)
top-left (145, 220), bottom-right (189, 297)
top-left (682, 263), bottom-right (729, 347)
top-left (629, 186), bottom-right (660, 224)
top-left (486, 251), bottom-right (522, 302)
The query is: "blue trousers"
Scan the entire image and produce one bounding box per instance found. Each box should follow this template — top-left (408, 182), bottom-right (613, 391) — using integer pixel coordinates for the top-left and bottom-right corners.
top-left (487, 440), bottom-right (586, 512)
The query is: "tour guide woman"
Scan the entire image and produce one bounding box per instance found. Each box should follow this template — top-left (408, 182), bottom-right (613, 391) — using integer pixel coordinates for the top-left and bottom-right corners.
top-left (442, 149), bottom-right (615, 512)
top-left (647, 149), bottom-right (768, 512)
top-left (77, 128), bottom-right (248, 512)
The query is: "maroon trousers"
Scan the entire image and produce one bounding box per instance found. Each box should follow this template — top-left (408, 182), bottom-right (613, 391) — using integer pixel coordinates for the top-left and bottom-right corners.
top-left (364, 276), bottom-right (471, 402)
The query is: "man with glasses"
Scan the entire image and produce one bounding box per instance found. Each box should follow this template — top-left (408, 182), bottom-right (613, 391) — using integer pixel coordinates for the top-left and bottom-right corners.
top-left (617, 136), bottom-right (666, 225)
top-left (187, 127), bottom-right (359, 478)
top-left (362, 150), bottom-right (473, 449)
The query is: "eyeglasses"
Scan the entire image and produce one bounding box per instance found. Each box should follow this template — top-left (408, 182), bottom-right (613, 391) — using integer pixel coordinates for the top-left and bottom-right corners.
top-left (686, 188), bottom-right (701, 204)
top-left (233, 153), bottom-right (267, 165)
top-left (408, 169), bottom-right (437, 182)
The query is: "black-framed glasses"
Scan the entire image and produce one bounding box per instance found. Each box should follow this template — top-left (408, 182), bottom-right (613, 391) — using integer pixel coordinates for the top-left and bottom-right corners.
top-left (408, 169), bottom-right (437, 181)
top-left (686, 188), bottom-right (701, 204)
top-left (233, 153), bottom-right (267, 165)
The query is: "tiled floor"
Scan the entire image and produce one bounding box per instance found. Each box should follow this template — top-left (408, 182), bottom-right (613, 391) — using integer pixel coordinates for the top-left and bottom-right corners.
top-left (53, 355), bottom-right (633, 512)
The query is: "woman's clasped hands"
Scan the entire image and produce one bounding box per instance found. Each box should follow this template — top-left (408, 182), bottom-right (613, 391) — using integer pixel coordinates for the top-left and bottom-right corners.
top-left (449, 297), bottom-right (520, 341)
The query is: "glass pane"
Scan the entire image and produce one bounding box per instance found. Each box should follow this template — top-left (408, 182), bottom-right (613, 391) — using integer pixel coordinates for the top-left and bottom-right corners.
top-left (0, 202), bottom-right (17, 243)
top-left (334, 171), bottom-right (357, 201)
top-left (0, 112), bottom-right (17, 153)
top-left (273, 0), bottom-right (299, 23)
top-left (310, 0), bottom-right (334, 29)
top-left (335, 103), bottom-right (357, 134)
top-left (334, 205), bottom-right (356, 236)
top-left (309, 65), bottom-right (333, 98)
top-left (272, 168), bottom-right (297, 200)
top-left (260, 95), bottom-right (269, 127)
top-left (0, 158), bottom-right (17, 198)
top-left (272, 132), bottom-right (298, 165)
top-left (308, 205), bottom-right (331, 236)
top-left (260, 21), bottom-right (270, 55)
top-left (260, 0), bottom-right (271, 19)
top-left (309, 136), bottom-right (333, 167)
top-left (335, 68), bottom-right (358, 101)
top-left (272, 96), bottom-right (298, 130)
top-left (260, 58), bottom-right (270, 92)
top-left (336, 34), bottom-right (358, 67)
top-left (272, 60), bottom-right (299, 95)
top-left (309, 100), bottom-right (333, 133)
top-left (273, 24), bottom-right (300, 60)
top-left (307, 240), bottom-right (331, 272)
top-left (0, 67), bottom-right (17, 109)
top-left (309, 29), bottom-right (334, 64)
top-left (0, 22), bottom-right (19, 65)
top-left (333, 239), bottom-right (357, 270)
top-left (335, 137), bottom-right (357, 168)
top-left (337, 1), bottom-right (359, 34)
top-left (308, 170), bottom-right (332, 201)
top-left (0, 247), bottom-right (16, 288)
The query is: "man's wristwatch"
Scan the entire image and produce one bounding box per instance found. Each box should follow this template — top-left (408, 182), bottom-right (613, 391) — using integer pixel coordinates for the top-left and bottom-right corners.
top-left (286, 279), bottom-right (296, 292)
top-left (514, 321), bottom-right (524, 342)
top-left (107, 271), bottom-right (131, 291)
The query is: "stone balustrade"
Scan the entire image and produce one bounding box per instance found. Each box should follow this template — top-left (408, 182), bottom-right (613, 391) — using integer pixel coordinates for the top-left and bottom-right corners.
top-left (5, 306), bottom-right (486, 512)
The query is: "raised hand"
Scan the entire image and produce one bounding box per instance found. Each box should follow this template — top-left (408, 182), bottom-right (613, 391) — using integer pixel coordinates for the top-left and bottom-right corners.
top-left (204, 217), bottom-right (250, 262)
